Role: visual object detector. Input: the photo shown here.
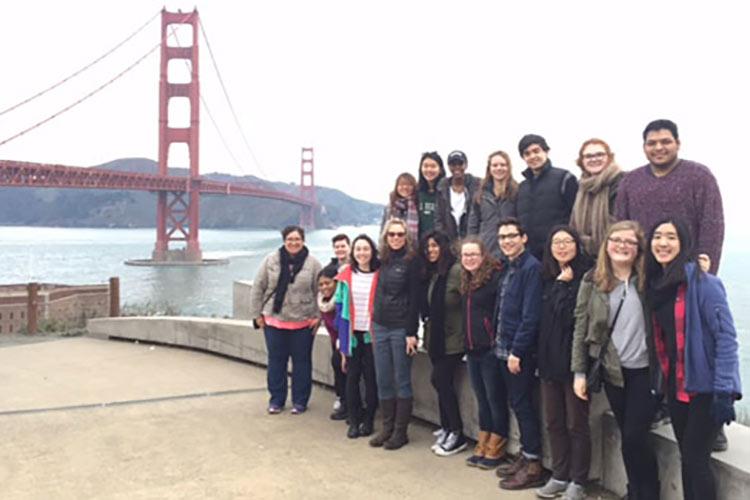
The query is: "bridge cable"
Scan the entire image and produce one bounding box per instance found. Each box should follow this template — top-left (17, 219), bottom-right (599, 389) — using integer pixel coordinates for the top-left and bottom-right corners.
top-left (0, 44), bottom-right (160, 148)
top-left (166, 25), bottom-right (249, 177)
top-left (0, 10), bottom-right (161, 118)
top-left (198, 18), bottom-right (268, 178)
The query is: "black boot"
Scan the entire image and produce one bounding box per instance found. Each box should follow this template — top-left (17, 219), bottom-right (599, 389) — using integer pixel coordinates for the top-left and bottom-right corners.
top-left (713, 426), bottom-right (728, 452)
top-left (369, 399), bottom-right (396, 447)
top-left (384, 397), bottom-right (412, 450)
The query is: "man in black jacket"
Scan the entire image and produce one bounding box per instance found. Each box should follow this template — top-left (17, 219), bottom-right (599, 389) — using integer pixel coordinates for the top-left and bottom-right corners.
top-left (435, 150), bottom-right (479, 242)
top-left (516, 135), bottom-right (578, 260)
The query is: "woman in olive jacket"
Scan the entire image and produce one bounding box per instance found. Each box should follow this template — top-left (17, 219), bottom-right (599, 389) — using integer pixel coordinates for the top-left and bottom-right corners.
top-left (419, 230), bottom-right (466, 456)
top-left (571, 220), bottom-right (660, 500)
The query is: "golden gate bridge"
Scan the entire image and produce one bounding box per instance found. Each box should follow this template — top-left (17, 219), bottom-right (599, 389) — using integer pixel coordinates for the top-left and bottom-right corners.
top-left (0, 9), bottom-right (317, 263)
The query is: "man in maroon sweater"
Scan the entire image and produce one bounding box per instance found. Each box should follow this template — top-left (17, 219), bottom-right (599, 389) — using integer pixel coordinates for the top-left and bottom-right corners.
top-left (615, 119), bottom-right (724, 273)
top-left (616, 118), bottom-right (729, 452)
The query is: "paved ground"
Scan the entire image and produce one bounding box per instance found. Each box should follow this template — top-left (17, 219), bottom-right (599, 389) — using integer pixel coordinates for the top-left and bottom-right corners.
top-left (0, 337), bottom-right (556, 500)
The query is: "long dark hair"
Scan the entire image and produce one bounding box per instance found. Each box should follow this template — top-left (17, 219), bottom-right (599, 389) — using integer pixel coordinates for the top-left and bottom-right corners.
top-left (349, 233), bottom-right (381, 272)
top-left (541, 225), bottom-right (593, 281)
top-left (646, 217), bottom-right (694, 289)
top-left (419, 230), bottom-right (456, 279)
top-left (417, 151), bottom-right (446, 193)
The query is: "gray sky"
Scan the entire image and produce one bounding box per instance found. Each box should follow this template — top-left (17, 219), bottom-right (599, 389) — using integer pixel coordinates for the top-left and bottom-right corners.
top-left (1, 1), bottom-right (748, 243)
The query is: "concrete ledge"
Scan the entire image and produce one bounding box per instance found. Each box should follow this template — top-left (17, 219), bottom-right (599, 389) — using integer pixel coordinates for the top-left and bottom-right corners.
top-left (87, 316), bottom-right (749, 499)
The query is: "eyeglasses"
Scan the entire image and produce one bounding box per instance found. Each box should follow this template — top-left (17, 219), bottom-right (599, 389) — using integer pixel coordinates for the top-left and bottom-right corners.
top-left (498, 233), bottom-right (521, 241)
top-left (608, 237), bottom-right (639, 248)
top-left (551, 238), bottom-right (575, 247)
top-left (462, 252), bottom-right (481, 258)
top-left (582, 152), bottom-right (607, 161)
top-left (387, 231), bottom-right (406, 238)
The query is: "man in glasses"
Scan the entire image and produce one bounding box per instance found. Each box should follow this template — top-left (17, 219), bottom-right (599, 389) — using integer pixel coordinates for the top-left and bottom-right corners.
top-left (516, 134), bottom-right (578, 260)
top-left (615, 119), bottom-right (724, 274)
top-left (493, 218), bottom-right (545, 490)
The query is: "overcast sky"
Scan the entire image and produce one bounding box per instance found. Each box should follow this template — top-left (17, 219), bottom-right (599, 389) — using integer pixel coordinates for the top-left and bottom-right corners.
top-left (1, 1), bottom-right (748, 243)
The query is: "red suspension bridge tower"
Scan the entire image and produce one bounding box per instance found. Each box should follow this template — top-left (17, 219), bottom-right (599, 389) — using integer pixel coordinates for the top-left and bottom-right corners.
top-left (299, 147), bottom-right (316, 228)
top-left (153, 9), bottom-right (202, 262)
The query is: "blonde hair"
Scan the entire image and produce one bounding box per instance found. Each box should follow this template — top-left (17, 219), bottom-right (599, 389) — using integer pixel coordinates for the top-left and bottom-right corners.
top-left (593, 220), bottom-right (646, 293)
top-left (379, 218), bottom-right (415, 263)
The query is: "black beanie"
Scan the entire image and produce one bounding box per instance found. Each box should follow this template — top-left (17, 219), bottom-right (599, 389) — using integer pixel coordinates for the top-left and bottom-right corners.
top-left (518, 134), bottom-right (550, 156)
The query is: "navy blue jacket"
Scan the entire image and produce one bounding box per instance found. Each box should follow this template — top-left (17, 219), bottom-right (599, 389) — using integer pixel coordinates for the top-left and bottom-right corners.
top-left (648, 262), bottom-right (742, 397)
top-left (496, 250), bottom-right (543, 358)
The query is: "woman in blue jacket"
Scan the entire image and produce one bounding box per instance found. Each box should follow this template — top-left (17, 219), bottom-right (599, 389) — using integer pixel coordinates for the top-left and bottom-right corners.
top-left (646, 217), bottom-right (742, 500)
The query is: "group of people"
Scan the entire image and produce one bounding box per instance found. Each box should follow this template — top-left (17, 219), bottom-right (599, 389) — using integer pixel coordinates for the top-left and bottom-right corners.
top-left (248, 119), bottom-right (741, 500)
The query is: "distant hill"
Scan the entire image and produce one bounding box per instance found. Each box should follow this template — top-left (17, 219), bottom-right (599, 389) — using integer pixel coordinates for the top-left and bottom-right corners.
top-left (0, 158), bottom-right (382, 229)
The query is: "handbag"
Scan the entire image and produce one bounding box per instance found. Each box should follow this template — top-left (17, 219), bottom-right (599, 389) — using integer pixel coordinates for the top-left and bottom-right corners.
top-left (586, 288), bottom-right (627, 393)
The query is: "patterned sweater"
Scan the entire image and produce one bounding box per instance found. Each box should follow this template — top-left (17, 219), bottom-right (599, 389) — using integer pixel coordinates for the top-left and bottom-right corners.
top-left (614, 159), bottom-right (724, 273)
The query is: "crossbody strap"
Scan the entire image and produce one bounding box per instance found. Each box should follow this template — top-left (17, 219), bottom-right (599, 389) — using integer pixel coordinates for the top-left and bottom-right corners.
top-left (597, 286), bottom-right (628, 362)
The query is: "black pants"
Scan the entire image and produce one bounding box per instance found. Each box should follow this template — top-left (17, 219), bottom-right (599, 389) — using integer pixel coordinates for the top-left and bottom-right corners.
top-left (345, 332), bottom-right (377, 424)
top-left (604, 367), bottom-right (660, 500)
top-left (430, 353), bottom-right (464, 433)
top-left (668, 393), bottom-right (719, 500)
top-left (330, 338), bottom-right (347, 403)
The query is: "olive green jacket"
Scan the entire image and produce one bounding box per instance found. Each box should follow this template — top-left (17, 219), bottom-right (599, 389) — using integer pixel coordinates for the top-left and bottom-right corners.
top-left (571, 271), bottom-right (646, 388)
top-left (422, 262), bottom-right (464, 356)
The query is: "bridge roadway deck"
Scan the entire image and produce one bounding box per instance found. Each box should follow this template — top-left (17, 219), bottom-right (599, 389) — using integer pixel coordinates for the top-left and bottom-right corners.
top-left (0, 337), bottom-right (540, 500)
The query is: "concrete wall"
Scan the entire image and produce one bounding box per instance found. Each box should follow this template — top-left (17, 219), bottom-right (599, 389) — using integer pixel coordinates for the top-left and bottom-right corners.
top-left (87, 315), bottom-right (749, 499)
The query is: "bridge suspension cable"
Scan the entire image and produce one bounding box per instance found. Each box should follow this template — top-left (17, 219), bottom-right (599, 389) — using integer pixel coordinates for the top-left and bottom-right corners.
top-left (166, 25), bottom-right (250, 178)
top-left (0, 43), bottom-right (160, 148)
top-left (0, 10), bottom-right (161, 118)
top-left (198, 18), bottom-right (268, 178)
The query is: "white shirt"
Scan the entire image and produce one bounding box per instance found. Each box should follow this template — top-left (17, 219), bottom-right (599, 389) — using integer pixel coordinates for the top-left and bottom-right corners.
top-left (450, 188), bottom-right (466, 227)
top-left (351, 270), bottom-right (375, 331)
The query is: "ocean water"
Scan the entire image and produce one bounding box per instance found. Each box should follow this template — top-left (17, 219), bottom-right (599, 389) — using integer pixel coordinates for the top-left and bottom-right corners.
top-left (1, 225), bottom-right (747, 412)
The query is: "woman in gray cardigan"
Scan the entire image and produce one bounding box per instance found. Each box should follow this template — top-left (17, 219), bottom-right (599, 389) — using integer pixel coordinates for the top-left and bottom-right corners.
top-left (249, 225), bottom-right (322, 415)
top-left (467, 150), bottom-right (518, 258)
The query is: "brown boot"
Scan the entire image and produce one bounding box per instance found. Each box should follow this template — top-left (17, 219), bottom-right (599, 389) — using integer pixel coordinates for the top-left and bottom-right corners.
top-left (495, 454), bottom-right (524, 478)
top-left (383, 397), bottom-right (412, 450)
top-left (369, 399), bottom-right (396, 447)
top-left (476, 433), bottom-right (508, 470)
top-left (465, 431), bottom-right (490, 467)
top-left (499, 458), bottom-right (546, 490)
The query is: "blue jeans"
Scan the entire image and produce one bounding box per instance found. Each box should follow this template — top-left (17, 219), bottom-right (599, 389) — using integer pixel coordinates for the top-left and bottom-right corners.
top-left (264, 325), bottom-right (314, 408)
top-left (467, 350), bottom-right (508, 436)
top-left (501, 356), bottom-right (542, 458)
top-left (372, 323), bottom-right (413, 399)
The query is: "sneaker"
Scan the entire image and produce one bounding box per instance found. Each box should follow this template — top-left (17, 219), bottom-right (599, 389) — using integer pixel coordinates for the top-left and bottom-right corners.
top-left (562, 482), bottom-right (585, 500)
top-left (431, 428), bottom-right (448, 451)
top-left (536, 477), bottom-right (569, 498)
top-left (267, 405), bottom-right (284, 415)
top-left (333, 397), bottom-right (342, 412)
top-left (434, 432), bottom-right (468, 457)
top-left (290, 405), bottom-right (306, 415)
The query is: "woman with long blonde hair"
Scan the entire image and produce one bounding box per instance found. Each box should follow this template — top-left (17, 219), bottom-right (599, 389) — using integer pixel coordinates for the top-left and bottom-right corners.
top-left (467, 150), bottom-right (518, 258)
top-left (571, 220), bottom-right (660, 499)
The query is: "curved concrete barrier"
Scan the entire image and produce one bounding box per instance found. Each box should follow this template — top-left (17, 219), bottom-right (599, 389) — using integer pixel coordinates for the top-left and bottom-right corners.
top-left (87, 316), bottom-right (749, 499)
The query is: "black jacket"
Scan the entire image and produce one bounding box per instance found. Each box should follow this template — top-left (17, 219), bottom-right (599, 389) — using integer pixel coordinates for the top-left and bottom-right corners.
top-left (537, 275), bottom-right (584, 382)
top-left (462, 268), bottom-right (501, 353)
top-left (435, 174), bottom-right (480, 241)
top-left (517, 162), bottom-right (578, 259)
top-left (373, 249), bottom-right (420, 337)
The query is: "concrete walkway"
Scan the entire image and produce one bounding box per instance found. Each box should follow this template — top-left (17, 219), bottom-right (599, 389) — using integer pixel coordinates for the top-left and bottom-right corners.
top-left (0, 337), bottom-right (546, 500)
